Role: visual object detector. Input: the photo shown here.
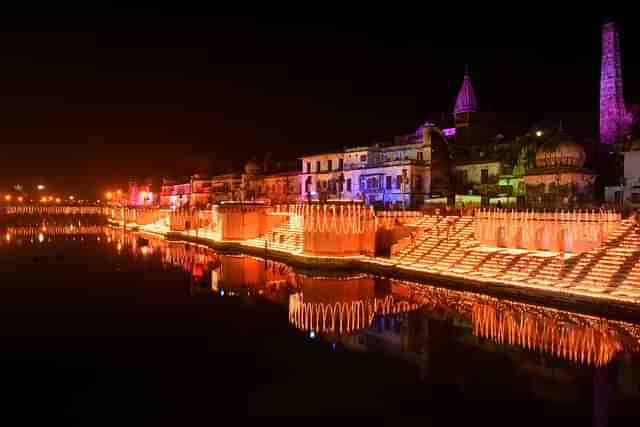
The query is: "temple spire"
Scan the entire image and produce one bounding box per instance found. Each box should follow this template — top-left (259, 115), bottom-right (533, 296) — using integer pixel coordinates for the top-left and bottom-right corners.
top-left (454, 67), bottom-right (477, 115)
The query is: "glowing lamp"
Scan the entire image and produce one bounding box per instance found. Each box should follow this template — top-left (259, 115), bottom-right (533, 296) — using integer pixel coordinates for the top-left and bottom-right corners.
top-left (106, 192), bottom-right (113, 200)
top-left (536, 130), bottom-right (543, 137)
top-left (37, 185), bottom-right (45, 190)
top-left (55, 198), bottom-right (61, 203)
top-left (17, 196), bottom-right (23, 202)
top-left (4, 194), bottom-right (11, 201)
top-left (309, 330), bottom-right (316, 339)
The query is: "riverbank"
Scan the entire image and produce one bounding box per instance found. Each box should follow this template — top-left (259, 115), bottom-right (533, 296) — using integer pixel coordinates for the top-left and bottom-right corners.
top-left (124, 223), bottom-right (640, 323)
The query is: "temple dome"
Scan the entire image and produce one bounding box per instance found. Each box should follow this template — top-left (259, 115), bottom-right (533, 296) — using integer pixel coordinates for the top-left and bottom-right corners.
top-left (244, 160), bottom-right (262, 175)
top-left (535, 137), bottom-right (586, 168)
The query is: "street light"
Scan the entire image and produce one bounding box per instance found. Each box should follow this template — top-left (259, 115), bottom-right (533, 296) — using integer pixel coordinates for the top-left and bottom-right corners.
top-left (17, 196), bottom-right (23, 202)
top-left (37, 185), bottom-right (45, 191)
top-left (4, 194), bottom-right (11, 201)
top-left (69, 195), bottom-right (75, 201)
top-left (106, 192), bottom-right (113, 200)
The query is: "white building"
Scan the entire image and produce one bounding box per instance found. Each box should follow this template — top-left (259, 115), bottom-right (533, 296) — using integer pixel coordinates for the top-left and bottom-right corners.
top-left (299, 124), bottom-right (440, 208)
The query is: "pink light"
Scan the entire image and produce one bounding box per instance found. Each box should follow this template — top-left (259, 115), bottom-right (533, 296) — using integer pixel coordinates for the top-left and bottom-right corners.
top-left (443, 128), bottom-right (456, 137)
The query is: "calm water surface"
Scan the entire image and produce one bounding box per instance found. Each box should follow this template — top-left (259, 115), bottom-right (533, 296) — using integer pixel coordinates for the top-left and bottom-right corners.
top-left (0, 222), bottom-right (639, 424)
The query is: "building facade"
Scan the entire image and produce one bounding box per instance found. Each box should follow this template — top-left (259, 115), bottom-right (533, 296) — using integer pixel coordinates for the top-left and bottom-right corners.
top-left (299, 125), bottom-right (439, 209)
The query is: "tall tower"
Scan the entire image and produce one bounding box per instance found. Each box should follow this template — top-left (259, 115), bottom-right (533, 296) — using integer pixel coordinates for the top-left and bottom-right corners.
top-left (600, 21), bottom-right (627, 145)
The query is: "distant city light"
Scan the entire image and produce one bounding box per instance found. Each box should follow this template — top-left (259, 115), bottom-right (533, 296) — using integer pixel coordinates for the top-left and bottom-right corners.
top-left (38, 233), bottom-right (44, 243)
top-left (17, 196), bottom-right (23, 202)
top-left (116, 189), bottom-right (122, 195)
top-left (37, 185), bottom-right (45, 190)
top-left (69, 195), bottom-right (75, 201)
top-left (4, 194), bottom-right (11, 201)
top-left (106, 192), bottom-right (113, 200)
top-left (309, 330), bottom-right (316, 339)
top-left (220, 289), bottom-right (225, 297)
top-left (5, 233), bottom-right (10, 242)
top-left (55, 198), bottom-right (61, 203)
top-left (536, 130), bottom-right (543, 137)
top-left (40, 197), bottom-right (47, 203)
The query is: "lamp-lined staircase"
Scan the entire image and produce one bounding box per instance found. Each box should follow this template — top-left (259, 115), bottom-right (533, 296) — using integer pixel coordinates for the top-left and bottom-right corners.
top-left (385, 216), bottom-right (640, 302)
top-left (245, 215), bottom-right (304, 254)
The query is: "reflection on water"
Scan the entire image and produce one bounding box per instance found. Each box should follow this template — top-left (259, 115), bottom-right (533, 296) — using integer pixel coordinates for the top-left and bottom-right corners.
top-left (6, 225), bottom-right (640, 411)
top-left (99, 228), bottom-right (640, 369)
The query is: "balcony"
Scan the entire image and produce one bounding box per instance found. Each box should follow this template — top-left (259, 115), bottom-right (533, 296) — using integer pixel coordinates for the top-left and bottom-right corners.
top-left (343, 159), bottom-right (429, 170)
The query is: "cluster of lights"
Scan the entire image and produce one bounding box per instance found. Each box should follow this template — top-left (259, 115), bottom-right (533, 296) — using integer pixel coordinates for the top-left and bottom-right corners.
top-left (117, 205), bottom-right (640, 306)
top-left (105, 189), bottom-right (122, 200)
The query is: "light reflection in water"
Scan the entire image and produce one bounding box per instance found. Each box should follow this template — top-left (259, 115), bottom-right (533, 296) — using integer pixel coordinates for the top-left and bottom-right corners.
top-left (103, 227), bottom-right (640, 369)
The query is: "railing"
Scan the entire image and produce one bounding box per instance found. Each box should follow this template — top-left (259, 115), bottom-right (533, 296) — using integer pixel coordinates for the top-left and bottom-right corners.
top-left (1, 206), bottom-right (110, 216)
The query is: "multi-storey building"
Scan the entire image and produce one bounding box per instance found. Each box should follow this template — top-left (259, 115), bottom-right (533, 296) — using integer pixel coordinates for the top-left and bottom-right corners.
top-left (299, 125), bottom-right (442, 208)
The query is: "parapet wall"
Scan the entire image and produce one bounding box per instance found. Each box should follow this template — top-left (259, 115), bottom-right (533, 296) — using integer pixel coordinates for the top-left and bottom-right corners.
top-left (297, 204), bottom-right (376, 257)
top-left (475, 209), bottom-right (621, 253)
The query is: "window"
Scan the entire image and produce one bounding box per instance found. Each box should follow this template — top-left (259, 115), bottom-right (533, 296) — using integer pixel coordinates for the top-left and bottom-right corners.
top-left (338, 158), bottom-right (344, 170)
top-left (360, 155), bottom-right (367, 162)
top-left (481, 169), bottom-right (489, 185)
top-left (395, 152), bottom-right (401, 161)
top-left (417, 151), bottom-right (424, 161)
top-left (396, 175), bottom-right (402, 189)
top-left (316, 161), bottom-right (321, 172)
top-left (386, 176), bottom-right (392, 190)
top-left (346, 178), bottom-right (352, 192)
top-left (328, 159), bottom-right (333, 171)
top-left (416, 175), bottom-right (423, 191)
top-left (306, 162), bottom-right (311, 173)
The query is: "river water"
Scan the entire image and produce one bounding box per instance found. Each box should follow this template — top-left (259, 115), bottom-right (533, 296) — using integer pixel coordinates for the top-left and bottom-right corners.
top-left (0, 222), bottom-right (639, 424)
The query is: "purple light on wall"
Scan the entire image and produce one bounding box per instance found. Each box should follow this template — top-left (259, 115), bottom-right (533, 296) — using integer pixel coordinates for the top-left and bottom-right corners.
top-left (443, 128), bottom-right (456, 137)
top-left (600, 22), bottom-right (628, 145)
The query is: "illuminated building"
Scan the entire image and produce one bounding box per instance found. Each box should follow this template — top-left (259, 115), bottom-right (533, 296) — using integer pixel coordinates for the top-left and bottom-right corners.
top-left (299, 124), bottom-right (446, 209)
top-left (128, 179), bottom-right (154, 207)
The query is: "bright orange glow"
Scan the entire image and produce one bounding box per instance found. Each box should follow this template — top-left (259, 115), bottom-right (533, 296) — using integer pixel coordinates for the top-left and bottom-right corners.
top-left (40, 197), bottom-right (47, 203)
top-left (37, 184), bottom-right (45, 190)
top-left (106, 192), bottom-right (113, 200)
top-left (5, 233), bottom-right (10, 242)
top-left (55, 198), bottom-right (61, 203)
top-left (116, 190), bottom-right (122, 195)
top-left (4, 194), bottom-right (11, 201)
top-left (17, 196), bottom-right (23, 202)
top-left (141, 191), bottom-right (148, 199)
top-left (38, 233), bottom-right (44, 243)
top-left (69, 195), bottom-right (75, 201)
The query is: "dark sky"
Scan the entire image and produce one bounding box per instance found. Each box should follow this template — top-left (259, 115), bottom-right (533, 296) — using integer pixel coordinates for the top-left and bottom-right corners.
top-left (0, 5), bottom-right (637, 198)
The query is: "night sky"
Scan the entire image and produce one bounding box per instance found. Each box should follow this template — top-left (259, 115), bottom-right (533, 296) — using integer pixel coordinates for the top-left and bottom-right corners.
top-left (0, 5), bottom-right (637, 198)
